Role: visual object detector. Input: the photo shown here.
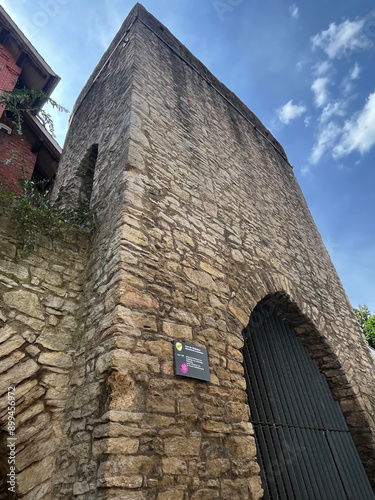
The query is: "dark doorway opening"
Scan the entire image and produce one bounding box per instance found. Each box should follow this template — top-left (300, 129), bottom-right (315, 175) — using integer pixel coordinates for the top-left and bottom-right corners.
top-left (242, 304), bottom-right (375, 499)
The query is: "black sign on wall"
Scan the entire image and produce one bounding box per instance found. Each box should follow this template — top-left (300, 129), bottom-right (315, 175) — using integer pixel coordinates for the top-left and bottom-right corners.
top-left (173, 340), bottom-right (210, 382)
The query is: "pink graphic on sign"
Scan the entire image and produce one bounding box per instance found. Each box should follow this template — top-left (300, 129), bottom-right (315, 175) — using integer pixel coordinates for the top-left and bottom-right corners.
top-left (180, 362), bottom-right (188, 374)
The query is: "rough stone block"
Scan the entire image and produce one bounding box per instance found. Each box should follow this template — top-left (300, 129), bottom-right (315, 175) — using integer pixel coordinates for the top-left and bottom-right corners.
top-left (3, 289), bottom-right (44, 319)
top-left (226, 436), bottom-right (257, 459)
top-left (16, 455), bottom-right (56, 495)
top-left (162, 322), bottom-right (192, 341)
top-left (162, 458), bottom-right (188, 475)
top-left (73, 481), bottom-right (90, 495)
top-left (0, 359), bottom-right (39, 396)
top-left (93, 437), bottom-right (139, 456)
top-left (39, 351), bottom-right (72, 369)
top-left (164, 437), bottom-right (201, 457)
top-left (37, 330), bottom-right (72, 351)
top-left (157, 491), bottom-right (185, 500)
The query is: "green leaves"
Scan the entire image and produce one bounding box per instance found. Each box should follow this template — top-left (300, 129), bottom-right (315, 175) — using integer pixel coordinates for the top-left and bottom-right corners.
top-left (363, 316), bottom-right (375, 349)
top-left (0, 87), bottom-right (68, 136)
top-left (1, 178), bottom-right (95, 256)
top-left (354, 304), bottom-right (375, 349)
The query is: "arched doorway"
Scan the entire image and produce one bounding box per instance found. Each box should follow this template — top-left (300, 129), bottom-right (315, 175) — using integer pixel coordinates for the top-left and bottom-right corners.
top-left (242, 303), bottom-right (375, 499)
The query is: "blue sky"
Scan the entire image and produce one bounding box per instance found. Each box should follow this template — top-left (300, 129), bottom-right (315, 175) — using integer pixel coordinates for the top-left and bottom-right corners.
top-left (2, 0), bottom-right (374, 312)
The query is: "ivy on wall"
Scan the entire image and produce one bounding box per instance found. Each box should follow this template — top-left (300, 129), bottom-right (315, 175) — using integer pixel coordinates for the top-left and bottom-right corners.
top-left (0, 178), bottom-right (95, 256)
top-left (0, 86), bottom-right (95, 255)
top-left (0, 87), bottom-right (68, 137)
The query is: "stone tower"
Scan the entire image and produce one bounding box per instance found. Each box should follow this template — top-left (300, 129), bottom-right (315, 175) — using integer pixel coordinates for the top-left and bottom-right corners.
top-left (1, 3), bottom-right (375, 499)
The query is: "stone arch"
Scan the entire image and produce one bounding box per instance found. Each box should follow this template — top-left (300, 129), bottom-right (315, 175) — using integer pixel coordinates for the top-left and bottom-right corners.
top-left (235, 280), bottom-right (375, 488)
top-left (77, 143), bottom-right (98, 207)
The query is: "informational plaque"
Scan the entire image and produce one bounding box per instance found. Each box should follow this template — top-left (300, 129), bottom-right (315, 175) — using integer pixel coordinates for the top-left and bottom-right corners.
top-left (173, 340), bottom-right (210, 382)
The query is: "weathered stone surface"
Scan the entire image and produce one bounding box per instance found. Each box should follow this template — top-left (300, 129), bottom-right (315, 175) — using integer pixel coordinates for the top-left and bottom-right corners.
top-left (162, 458), bottom-right (188, 475)
top-left (164, 437), bottom-right (201, 457)
top-left (191, 490), bottom-right (219, 500)
top-left (0, 324), bottom-right (16, 343)
top-left (16, 433), bottom-right (57, 471)
top-left (22, 482), bottom-right (51, 500)
top-left (37, 330), bottom-right (72, 351)
top-left (98, 475), bottom-right (144, 489)
top-left (98, 456), bottom-right (159, 477)
top-left (0, 359), bottom-right (39, 396)
top-left (183, 268), bottom-right (217, 291)
top-left (157, 492), bottom-right (184, 500)
top-left (145, 340), bottom-right (173, 358)
top-left (147, 395), bottom-right (175, 414)
top-left (16, 412), bottom-right (50, 444)
top-left (17, 455), bottom-right (56, 495)
top-left (0, 349), bottom-right (25, 374)
top-left (93, 437), bottom-right (139, 456)
top-left (31, 267), bottom-right (63, 286)
top-left (162, 322), bottom-right (192, 341)
top-left (15, 314), bottom-right (45, 330)
top-left (202, 420), bottom-right (232, 434)
top-left (226, 436), bottom-right (257, 459)
top-left (105, 284), bottom-right (158, 312)
top-left (73, 481), bottom-right (90, 495)
top-left (229, 302), bottom-right (250, 327)
top-left (96, 350), bottom-right (160, 375)
top-left (3, 289), bottom-right (44, 319)
top-left (114, 307), bottom-right (158, 331)
top-left (120, 288), bottom-right (158, 310)
top-left (25, 345), bottom-right (40, 357)
top-left (44, 295), bottom-right (65, 310)
top-left (16, 401), bottom-right (45, 426)
top-left (122, 225), bottom-right (149, 246)
top-left (39, 351), bottom-right (73, 368)
top-left (41, 372), bottom-right (70, 388)
top-left (0, 260), bottom-right (28, 280)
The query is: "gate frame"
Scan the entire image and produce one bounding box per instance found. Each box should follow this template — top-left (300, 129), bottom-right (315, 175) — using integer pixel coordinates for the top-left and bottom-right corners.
top-left (230, 273), bottom-right (375, 489)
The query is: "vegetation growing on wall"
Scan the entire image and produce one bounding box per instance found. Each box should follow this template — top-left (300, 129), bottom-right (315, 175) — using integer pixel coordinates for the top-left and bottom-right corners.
top-left (0, 87), bottom-right (95, 254)
top-left (0, 87), bottom-right (68, 137)
top-left (0, 177), bottom-right (95, 255)
top-left (354, 305), bottom-right (375, 349)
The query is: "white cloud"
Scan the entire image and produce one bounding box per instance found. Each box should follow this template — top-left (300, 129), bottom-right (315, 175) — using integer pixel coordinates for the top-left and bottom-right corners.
top-left (311, 18), bottom-right (372, 59)
top-left (333, 91), bottom-right (375, 157)
top-left (289, 4), bottom-right (299, 19)
top-left (313, 60), bottom-right (332, 76)
top-left (341, 63), bottom-right (361, 95)
top-left (277, 99), bottom-right (306, 124)
top-left (301, 164), bottom-right (311, 175)
top-left (349, 62), bottom-right (361, 80)
top-left (309, 121), bottom-right (341, 164)
top-left (320, 100), bottom-right (347, 123)
top-left (311, 77), bottom-right (330, 107)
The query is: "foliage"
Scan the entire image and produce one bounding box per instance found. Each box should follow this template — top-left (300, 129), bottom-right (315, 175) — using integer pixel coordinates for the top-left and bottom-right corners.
top-left (353, 304), bottom-right (371, 330)
top-left (354, 305), bottom-right (375, 349)
top-left (363, 316), bottom-right (375, 349)
top-left (0, 178), bottom-right (96, 256)
top-left (0, 87), bottom-right (68, 137)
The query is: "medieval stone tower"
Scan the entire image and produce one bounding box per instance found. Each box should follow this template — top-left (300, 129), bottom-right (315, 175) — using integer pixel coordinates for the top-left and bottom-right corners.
top-left (1, 3), bottom-right (375, 499)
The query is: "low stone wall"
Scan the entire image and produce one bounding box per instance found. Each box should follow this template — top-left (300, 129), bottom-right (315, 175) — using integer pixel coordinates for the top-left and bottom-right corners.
top-left (0, 212), bottom-right (88, 499)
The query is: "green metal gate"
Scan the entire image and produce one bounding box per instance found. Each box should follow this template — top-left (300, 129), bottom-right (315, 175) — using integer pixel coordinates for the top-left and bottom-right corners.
top-left (242, 305), bottom-right (375, 499)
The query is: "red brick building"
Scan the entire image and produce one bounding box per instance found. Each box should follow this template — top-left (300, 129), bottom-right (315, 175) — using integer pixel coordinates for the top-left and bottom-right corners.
top-left (0, 6), bottom-right (61, 193)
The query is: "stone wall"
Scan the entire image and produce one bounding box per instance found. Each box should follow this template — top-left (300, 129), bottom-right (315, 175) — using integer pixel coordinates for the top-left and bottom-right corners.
top-left (0, 211), bottom-right (88, 499)
top-left (1, 3), bottom-right (375, 499)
